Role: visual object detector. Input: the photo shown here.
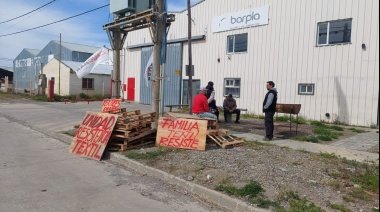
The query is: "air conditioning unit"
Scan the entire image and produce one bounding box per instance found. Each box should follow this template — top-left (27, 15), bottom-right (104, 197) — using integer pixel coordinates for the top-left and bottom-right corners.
top-left (110, 0), bottom-right (156, 19)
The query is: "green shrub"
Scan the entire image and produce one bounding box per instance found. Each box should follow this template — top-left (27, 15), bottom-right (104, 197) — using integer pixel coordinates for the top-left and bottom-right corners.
top-left (289, 198), bottom-right (323, 212)
top-left (32, 95), bottom-right (49, 102)
top-left (93, 94), bottom-right (103, 100)
top-left (329, 125), bottom-right (344, 131)
top-left (53, 94), bottom-right (64, 102)
top-left (79, 93), bottom-right (90, 99)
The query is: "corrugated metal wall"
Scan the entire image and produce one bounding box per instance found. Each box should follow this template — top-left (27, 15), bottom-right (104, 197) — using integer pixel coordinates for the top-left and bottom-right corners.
top-left (13, 50), bottom-right (38, 93)
top-left (139, 44), bottom-right (183, 105)
top-left (124, 0), bottom-right (379, 126)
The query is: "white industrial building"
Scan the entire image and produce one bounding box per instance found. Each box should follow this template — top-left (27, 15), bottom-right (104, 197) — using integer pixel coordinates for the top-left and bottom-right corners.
top-left (120, 0), bottom-right (379, 127)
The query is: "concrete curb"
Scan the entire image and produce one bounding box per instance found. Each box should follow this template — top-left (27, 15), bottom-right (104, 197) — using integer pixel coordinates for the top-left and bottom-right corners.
top-left (44, 130), bottom-right (268, 212)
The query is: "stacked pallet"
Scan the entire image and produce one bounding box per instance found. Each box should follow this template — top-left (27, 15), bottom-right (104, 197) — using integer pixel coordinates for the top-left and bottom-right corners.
top-left (107, 108), bottom-right (157, 151)
top-left (166, 112), bottom-right (220, 130)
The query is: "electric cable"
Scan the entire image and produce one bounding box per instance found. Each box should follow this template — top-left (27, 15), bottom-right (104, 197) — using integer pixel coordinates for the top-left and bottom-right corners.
top-left (0, 4), bottom-right (109, 38)
top-left (0, 0), bottom-right (58, 24)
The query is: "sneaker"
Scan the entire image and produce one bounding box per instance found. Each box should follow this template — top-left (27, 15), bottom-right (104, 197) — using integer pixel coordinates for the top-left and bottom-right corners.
top-left (235, 120), bottom-right (240, 124)
top-left (263, 137), bottom-right (273, 141)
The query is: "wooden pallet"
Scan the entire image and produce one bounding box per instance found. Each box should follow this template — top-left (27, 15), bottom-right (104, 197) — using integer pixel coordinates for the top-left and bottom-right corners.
top-left (207, 134), bottom-right (244, 149)
top-left (107, 129), bottom-right (157, 151)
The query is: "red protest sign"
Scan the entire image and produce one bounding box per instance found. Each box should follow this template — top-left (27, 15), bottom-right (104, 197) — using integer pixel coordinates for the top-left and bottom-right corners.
top-left (69, 112), bottom-right (118, 160)
top-left (102, 99), bottom-right (121, 113)
top-left (156, 117), bottom-right (208, 151)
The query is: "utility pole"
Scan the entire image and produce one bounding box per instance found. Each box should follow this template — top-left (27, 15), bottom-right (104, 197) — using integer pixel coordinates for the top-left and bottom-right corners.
top-left (187, 0), bottom-right (193, 114)
top-left (152, 0), bottom-right (165, 127)
top-left (59, 33), bottom-right (61, 96)
top-left (112, 30), bottom-right (122, 99)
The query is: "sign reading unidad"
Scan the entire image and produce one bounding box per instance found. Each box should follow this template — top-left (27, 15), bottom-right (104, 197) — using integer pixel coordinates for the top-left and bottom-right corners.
top-left (69, 112), bottom-right (118, 160)
top-left (156, 117), bottom-right (208, 151)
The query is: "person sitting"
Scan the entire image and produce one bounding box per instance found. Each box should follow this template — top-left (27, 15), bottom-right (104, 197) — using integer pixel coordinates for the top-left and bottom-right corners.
top-left (206, 81), bottom-right (220, 123)
top-left (223, 94), bottom-right (241, 123)
top-left (192, 87), bottom-right (217, 120)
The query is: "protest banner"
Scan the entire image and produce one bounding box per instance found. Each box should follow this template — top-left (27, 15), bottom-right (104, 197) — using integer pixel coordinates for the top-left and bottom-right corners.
top-left (102, 99), bottom-right (122, 113)
top-left (156, 117), bottom-right (208, 151)
top-left (69, 112), bottom-right (118, 160)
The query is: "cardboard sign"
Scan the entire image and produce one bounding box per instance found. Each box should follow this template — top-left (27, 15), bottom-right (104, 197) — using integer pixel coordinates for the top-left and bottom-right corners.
top-left (69, 112), bottom-right (118, 160)
top-left (102, 99), bottom-right (121, 113)
top-left (156, 117), bottom-right (208, 151)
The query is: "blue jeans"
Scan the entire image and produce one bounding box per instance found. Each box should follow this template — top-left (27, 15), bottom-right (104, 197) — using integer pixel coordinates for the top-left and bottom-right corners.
top-left (196, 112), bottom-right (217, 120)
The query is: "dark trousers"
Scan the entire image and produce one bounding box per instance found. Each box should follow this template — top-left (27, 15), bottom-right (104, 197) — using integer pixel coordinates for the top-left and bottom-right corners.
top-left (265, 112), bottom-right (275, 139)
top-left (224, 109), bottom-right (241, 122)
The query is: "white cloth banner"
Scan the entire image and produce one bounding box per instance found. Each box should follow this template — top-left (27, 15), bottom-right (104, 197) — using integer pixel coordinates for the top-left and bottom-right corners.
top-left (144, 53), bottom-right (154, 87)
top-left (75, 47), bottom-right (110, 78)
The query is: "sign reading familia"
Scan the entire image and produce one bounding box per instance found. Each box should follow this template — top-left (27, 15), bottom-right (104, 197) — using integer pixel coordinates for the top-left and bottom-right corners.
top-left (102, 99), bottom-right (121, 113)
top-left (212, 5), bottom-right (270, 33)
top-left (69, 112), bottom-right (118, 160)
top-left (156, 117), bottom-right (208, 151)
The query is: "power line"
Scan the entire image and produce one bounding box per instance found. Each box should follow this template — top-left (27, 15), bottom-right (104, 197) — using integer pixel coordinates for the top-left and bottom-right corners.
top-left (0, 0), bottom-right (58, 25)
top-left (0, 4), bottom-right (109, 38)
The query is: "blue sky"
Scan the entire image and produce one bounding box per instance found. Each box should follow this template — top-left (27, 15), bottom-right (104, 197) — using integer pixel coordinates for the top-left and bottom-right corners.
top-left (0, 0), bottom-right (202, 69)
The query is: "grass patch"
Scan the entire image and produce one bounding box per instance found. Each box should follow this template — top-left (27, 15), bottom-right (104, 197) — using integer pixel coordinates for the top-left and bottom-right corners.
top-left (353, 165), bottom-right (379, 193)
top-left (349, 128), bottom-right (369, 133)
top-left (313, 128), bottom-right (343, 139)
top-left (124, 147), bottom-right (171, 160)
top-left (329, 125), bottom-right (345, 131)
top-left (215, 180), bottom-right (265, 199)
top-left (241, 113), bottom-right (265, 119)
top-left (245, 140), bottom-right (273, 150)
top-left (318, 152), bottom-right (339, 160)
top-left (294, 136), bottom-right (319, 143)
top-left (277, 190), bottom-right (301, 202)
top-left (289, 198), bottom-right (323, 212)
top-left (310, 121), bottom-right (327, 127)
top-left (276, 116), bottom-right (307, 124)
top-left (327, 202), bottom-right (351, 212)
top-left (31, 95), bottom-right (49, 102)
top-left (345, 188), bottom-right (372, 202)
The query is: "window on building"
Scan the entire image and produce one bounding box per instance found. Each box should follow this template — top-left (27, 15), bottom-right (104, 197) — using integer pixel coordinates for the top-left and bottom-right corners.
top-left (227, 33), bottom-right (248, 54)
top-left (298, 84), bottom-right (315, 95)
top-left (224, 78), bottom-right (241, 97)
top-left (317, 19), bottom-right (352, 46)
top-left (82, 78), bottom-right (94, 90)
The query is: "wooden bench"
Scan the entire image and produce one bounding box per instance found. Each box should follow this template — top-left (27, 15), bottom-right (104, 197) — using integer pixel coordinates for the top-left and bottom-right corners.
top-left (165, 104), bottom-right (189, 112)
top-left (220, 107), bottom-right (248, 123)
top-left (64, 99), bottom-right (95, 104)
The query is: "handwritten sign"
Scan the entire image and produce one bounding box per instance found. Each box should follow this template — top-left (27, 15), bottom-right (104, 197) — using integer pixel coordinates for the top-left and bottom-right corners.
top-left (69, 112), bottom-right (118, 160)
top-left (156, 117), bottom-right (208, 151)
top-left (102, 99), bottom-right (121, 113)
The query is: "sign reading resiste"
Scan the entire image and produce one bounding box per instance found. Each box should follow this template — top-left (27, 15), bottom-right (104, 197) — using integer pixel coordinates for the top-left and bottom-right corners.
top-left (102, 99), bottom-right (121, 113)
top-left (156, 117), bottom-right (208, 151)
top-left (212, 5), bottom-right (270, 33)
top-left (69, 112), bottom-right (118, 160)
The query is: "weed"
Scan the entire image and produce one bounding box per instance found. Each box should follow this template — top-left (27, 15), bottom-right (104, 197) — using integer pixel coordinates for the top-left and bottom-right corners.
top-left (313, 128), bottom-right (342, 139)
top-left (79, 93), bottom-right (90, 99)
top-left (294, 136), bottom-right (319, 143)
top-left (252, 198), bottom-right (284, 210)
top-left (318, 152), bottom-right (339, 160)
top-left (343, 195), bottom-right (355, 203)
top-left (215, 180), bottom-right (265, 199)
top-left (168, 164), bottom-right (177, 173)
top-left (329, 125), bottom-right (344, 131)
top-left (327, 202), bottom-right (351, 212)
top-left (245, 140), bottom-right (272, 150)
top-left (346, 188), bottom-right (372, 202)
top-left (317, 135), bottom-right (333, 141)
top-left (349, 128), bottom-right (368, 133)
top-left (124, 148), bottom-right (170, 160)
top-left (353, 166), bottom-right (379, 193)
top-left (74, 124), bottom-right (80, 129)
top-left (326, 180), bottom-right (344, 190)
top-left (32, 95), bottom-right (49, 102)
top-left (93, 94), bottom-right (103, 100)
top-left (311, 121), bottom-right (326, 127)
top-left (289, 198), bottom-right (323, 212)
top-left (291, 161), bottom-right (303, 166)
top-left (276, 116), bottom-right (307, 124)
top-left (372, 208), bottom-right (380, 212)
top-left (277, 190), bottom-right (301, 202)
top-left (241, 113), bottom-right (265, 119)
top-left (370, 124), bottom-right (379, 129)
top-left (62, 131), bottom-right (75, 137)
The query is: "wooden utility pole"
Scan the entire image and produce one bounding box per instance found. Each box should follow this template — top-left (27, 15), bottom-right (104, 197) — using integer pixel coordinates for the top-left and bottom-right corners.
top-left (187, 0), bottom-right (193, 114)
top-left (59, 33), bottom-right (61, 96)
top-left (152, 0), bottom-right (165, 127)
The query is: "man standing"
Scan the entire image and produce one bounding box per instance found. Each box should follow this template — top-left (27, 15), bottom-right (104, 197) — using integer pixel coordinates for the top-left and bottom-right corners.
top-left (223, 94), bottom-right (241, 123)
top-left (263, 81), bottom-right (278, 141)
top-left (192, 87), bottom-right (217, 119)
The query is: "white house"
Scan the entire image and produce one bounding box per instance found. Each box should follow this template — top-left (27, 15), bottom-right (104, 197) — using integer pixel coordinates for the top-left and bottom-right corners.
top-left (121, 0), bottom-right (379, 127)
top-left (43, 58), bottom-right (112, 97)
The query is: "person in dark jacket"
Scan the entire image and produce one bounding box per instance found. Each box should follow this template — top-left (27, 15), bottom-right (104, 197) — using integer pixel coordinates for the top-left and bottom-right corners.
top-left (223, 94), bottom-right (241, 123)
top-left (263, 81), bottom-right (278, 141)
top-left (206, 81), bottom-right (220, 123)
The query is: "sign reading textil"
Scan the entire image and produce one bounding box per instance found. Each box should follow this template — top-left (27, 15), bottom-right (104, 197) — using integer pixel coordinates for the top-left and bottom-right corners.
top-left (212, 5), bottom-right (270, 33)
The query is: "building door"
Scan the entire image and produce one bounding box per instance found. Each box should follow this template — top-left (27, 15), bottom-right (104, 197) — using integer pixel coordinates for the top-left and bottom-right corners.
top-left (127, 78), bottom-right (135, 101)
top-left (182, 80), bottom-right (201, 105)
top-left (140, 43), bottom-right (182, 105)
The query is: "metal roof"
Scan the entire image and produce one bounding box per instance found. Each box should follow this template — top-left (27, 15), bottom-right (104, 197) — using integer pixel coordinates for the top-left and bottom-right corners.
top-left (61, 60), bottom-right (112, 75)
top-left (25, 48), bottom-right (41, 56)
top-left (51, 41), bottom-right (100, 53)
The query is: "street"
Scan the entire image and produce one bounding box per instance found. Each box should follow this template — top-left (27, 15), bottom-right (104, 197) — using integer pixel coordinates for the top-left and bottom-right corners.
top-left (0, 101), bottom-right (222, 212)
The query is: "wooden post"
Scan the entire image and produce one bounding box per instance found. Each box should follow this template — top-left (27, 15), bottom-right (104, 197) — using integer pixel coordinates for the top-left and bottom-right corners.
top-left (29, 81), bottom-right (32, 96)
top-left (187, 0), bottom-right (193, 115)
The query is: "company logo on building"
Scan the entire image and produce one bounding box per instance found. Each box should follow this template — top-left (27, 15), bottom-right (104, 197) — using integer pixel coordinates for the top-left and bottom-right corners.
top-left (213, 5), bottom-right (270, 33)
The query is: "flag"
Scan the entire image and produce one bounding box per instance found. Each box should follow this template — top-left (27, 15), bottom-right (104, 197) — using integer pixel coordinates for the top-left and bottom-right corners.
top-left (75, 47), bottom-right (110, 78)
top-left (144, 53), bottom-right (154, 87)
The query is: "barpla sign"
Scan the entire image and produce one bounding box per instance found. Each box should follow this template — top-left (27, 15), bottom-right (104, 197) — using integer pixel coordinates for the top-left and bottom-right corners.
top-left (212, 5), bottom-right (270, 33)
